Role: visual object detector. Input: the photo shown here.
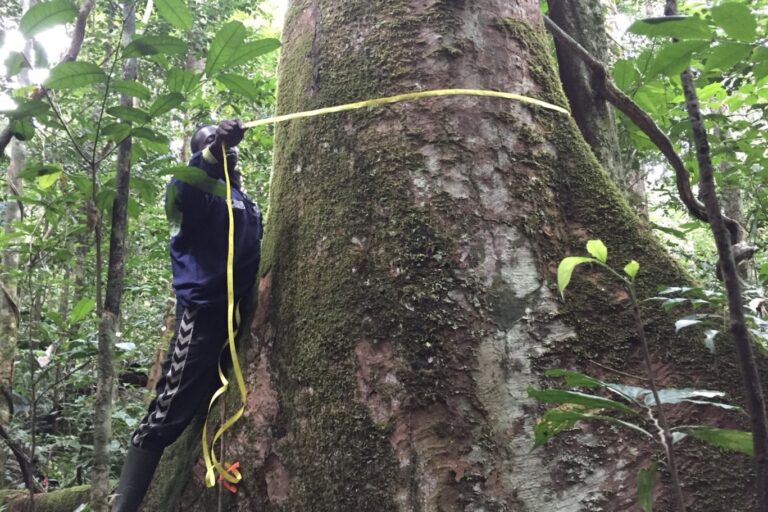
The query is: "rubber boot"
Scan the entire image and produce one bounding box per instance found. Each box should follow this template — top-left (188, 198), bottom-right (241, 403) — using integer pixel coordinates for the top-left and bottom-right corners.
top-left (111, 445), bottom-right (162, 512)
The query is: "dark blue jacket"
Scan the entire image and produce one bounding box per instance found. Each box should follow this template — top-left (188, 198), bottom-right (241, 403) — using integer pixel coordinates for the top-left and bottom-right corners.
top-left (166, 150), bottom-right (262, 308)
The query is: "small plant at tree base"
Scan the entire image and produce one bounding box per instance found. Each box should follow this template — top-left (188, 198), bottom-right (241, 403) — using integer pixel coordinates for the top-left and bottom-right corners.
top-left (530, 240), bottom-right (752, 512)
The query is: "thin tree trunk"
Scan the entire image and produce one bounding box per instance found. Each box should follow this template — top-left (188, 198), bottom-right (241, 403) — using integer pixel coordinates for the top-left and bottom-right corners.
top-left (1, 4), bottom-right (33, 478)
top-left (145, 1), bottom-right (765, 510)
top-left (90, 2), bottom-right (135, 510)
top-left (0, 139), bottom-right (24, 481)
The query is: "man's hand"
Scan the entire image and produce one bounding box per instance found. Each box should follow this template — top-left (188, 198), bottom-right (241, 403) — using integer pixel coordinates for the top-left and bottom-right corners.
top-left (213, 119), bottom-right (246, 149)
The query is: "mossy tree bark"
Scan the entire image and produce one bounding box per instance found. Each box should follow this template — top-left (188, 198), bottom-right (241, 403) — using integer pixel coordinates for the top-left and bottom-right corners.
top-left (145, 1), bottom-right (761, 510)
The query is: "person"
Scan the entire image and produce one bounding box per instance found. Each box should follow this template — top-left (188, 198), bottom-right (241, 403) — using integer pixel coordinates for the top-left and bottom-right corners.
top-left (111, 120), bottom-right (263, 512)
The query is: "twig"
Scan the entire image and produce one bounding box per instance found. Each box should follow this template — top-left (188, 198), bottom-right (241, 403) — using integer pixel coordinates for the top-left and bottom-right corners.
top-left (0, 406), bottom-right (43, 494)
top-left (588, 359), bottom-right (649, 382)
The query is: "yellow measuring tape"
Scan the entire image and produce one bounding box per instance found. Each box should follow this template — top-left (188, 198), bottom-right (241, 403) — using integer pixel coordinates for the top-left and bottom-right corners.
top-left (200, 87), bottom-right (570, 488)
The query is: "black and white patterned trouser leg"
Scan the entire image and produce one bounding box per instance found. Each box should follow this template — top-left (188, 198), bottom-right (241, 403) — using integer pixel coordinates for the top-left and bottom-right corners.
top-left (131, 302), bottom-right (237, 453)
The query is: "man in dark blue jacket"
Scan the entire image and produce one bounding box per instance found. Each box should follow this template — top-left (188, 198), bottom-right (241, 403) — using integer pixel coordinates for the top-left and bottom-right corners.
top-left (112, 120), bottom-right (262, 512)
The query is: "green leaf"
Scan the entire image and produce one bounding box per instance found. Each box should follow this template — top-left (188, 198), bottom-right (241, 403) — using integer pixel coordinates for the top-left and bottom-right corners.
top-left (101, 123), bottom-right (131, 142)
top-left (123, 35), bottom-right (186, 58)
top-left (624, 260), bottom-right (640, 279)
top-left (44, 61), bottom-right (106, 89)
top-left (612, 59), bottom-right (639, 93)
top-left (154, 0), bottom-right (192, 30)
top-left (647, 40), bottom-right (709, 77)
top-left (543, 369), bottom-right (603, 389)
top-left (38, 168), bottom-right (61, 188)
top-left (32, 40), bottom-right (49, 68)
top-left (107, 106), bottom-right (150, 124)
top-left (19, 0), bottom-right (77, 38)
top-left (148, 92), bottom-right (184, 118)
top-left (69, 298), bottom-right (96, 323)
top-left (216, 73), bottom-right (261, 101)
top-left (227, 38), bottom-right (281, 67)
top-left (711, 2), bottom-right (757, 43)
top-left (132, 127), bottom-right (169, 144)
top-left (628, 16), bottom-right (713, 40)
top-left (110, 79), bottom-right (152, 100)
top-left (557, 256), bottom-right (595, 297)
top-left (532, 407), bottom-right (652, 449)
top-left (637, 462), bottom-right (657, 512)
top-left (1, 100), bottom-right (49, 119)
top-left (167, 69), bottom-right (200, 93)
top-left (527, 388), bottom-right (637, 415)
top-left (705, 42), bottom-right (752, 71)
top-left (687, 427), bottom-right (753, 456)
top-left (4, 52), bottom-right (29, 77)
top-left (160, 166), bottom-right (227, 197)
top-left (586, 240), bottom-right (607, 263)
top-left (675, 317), bottom-right (702, 332)
top-left (20, 163), bottom-right (62, 181)
top-left (10, 118), bottom-right (35, 141)
top-left (205, 21), bottom-right (247, 77)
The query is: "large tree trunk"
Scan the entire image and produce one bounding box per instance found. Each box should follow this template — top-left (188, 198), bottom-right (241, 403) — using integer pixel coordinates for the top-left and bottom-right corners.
top-left (145, 1), bottom-right (758, 510)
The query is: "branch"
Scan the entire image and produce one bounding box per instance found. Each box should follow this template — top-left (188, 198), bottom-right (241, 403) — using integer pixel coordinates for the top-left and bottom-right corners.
top-left (0, 422), bottom-right (43, 494)
top-left (543, 15), bottom-right (743, 245)
top-left (0, 0), bottom-right (95, 157)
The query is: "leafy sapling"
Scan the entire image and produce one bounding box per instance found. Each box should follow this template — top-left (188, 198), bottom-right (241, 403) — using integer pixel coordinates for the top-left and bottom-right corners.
top-left (530, 240), bottom-right (752, 512)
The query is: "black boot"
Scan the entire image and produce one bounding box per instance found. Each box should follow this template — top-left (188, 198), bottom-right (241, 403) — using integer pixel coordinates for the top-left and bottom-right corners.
top-left (111, 445), bottom-right (162, 512)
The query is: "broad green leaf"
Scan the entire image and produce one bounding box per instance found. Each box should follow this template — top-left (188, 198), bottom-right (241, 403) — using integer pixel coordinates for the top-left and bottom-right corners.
top-left (4, 52), bottom-right (28, 77)
top-left (20, 163), bottom-right (62, 181)
top-left (148, 92), bottom-right (184, 118)
top-left (628, 16), bottom-right (713, 40)
top-left (624, 260), bottom-right (639, 279)
top-left (557, 256), bottom-right (594, 297)
top-left (38, 169), bottom-right (61, 188)
top-left (101, 123), bottom-right (131, 142)
top-left (532, 407), bottom-right (652, 449)
top-left (205, 21), bottom-right (247, 77)
top-left (675, 318), bottom-right (702, 332)
top-left (69, 298), bottom-right (96, 323)
top-left (216, 73), bottom-right (261, 101)
top-left (111, 79), bottom-right (152, 100)
top-left (586, 240), bottom-right (607, 263)
top-left (612, 59), bottom-right (639, 93)
top-left (687, 427), bottom-right (753, 456)
top-left (544, 369), bottom-right (603, 388)
top-left (160, 166), bottom-right (227, 197)
top-left (704, 329), bottom-right (719, 353)
top-left (32, 40), bottom-right (48, 68)
top-left (107, 106), bottom-right (150, 124)
top-left (648, 388), bottom-right (725, 406)
top-left (132, 127), bottom-right (169, 144)
top-left (123, 35), bottom-right (186, 58)
top-left (11, 118), bottom-right (35, 141)
top-left (647, 40), bottom-right (709, 78)
top-left (711, 3), bottom-right (757, 43)
top-left (637, 462), bottom-right (657, 512)
top-left (45, 62), bottom-right (106, 89)
top-left (527, 388), bottom-right (637, 415)
top-left (19, 0), bottom-right (77, 38)
top-left (227, 38), bottom-right (281, 67)
top-left (2, 100), bottom-right (49, 119)
top-left (705, 43), bottom-right (752, 71)
top-left (154, 0), bottom-right (192, 30)
top-left (167, 69), bottom-right (200, 93)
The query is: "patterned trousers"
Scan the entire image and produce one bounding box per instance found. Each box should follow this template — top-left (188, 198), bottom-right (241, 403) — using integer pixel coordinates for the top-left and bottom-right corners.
top-left (131, 301), bottom-right (242, 453)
